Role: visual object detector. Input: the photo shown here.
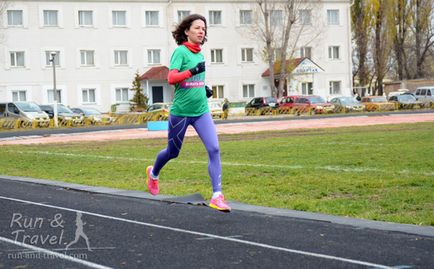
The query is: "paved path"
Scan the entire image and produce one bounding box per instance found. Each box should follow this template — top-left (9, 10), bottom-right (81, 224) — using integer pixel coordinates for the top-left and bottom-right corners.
top-left (1, 113), bottom-right (433, 145)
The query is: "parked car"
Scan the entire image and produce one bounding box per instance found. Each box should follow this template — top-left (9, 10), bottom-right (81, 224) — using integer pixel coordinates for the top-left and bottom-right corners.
top-left (278, 95), bottom-right (301, 110)
top-left (329, 96), bottom-right (365, 113)
top-left (39, 104), bottom-right (84, 124)
top-left (146, 102), bottom-right (171, 117)
top-left (0, 101), bottom-right (50, 126)
top-left (388, 89), bottom-right (411, 98)
top-left (227, 101), bottom-right (246, 116)
top-left (292, 95), bottom-right (335, 114)
top-left (388, 94), bottom-right (424, 109)
top-left (361, 96), bottom-right (395, 112)
top-left (245, 96), bottom-right (278, 109)
top-left (245, 96), bottom-right (278, 115)
top-left (71, 107), bottom-right (114, 124)
top-left (414, 86), bottom-right (433, 105)
top-left (145, 102), bottom-right (171, 121)
top-left (208, 100), bottom-right (223, 118)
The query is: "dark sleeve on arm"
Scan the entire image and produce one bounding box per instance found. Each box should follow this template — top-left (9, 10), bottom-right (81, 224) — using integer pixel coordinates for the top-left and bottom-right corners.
top-left (167, 69), bottom-right (192, 85)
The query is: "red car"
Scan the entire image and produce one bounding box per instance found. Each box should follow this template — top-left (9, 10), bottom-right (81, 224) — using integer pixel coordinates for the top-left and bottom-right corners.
top-left (278, 95), bottom-right (301, 109)
top-left (292, 95), bottom-right (335, 114)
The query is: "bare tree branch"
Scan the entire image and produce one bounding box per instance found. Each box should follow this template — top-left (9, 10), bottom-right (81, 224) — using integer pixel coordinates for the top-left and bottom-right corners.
top-left (248, 0), bottom-right (322, 98)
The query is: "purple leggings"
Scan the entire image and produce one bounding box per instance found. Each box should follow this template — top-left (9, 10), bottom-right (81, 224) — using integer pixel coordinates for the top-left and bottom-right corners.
top-left (152, 112), bottom-right (222, 192)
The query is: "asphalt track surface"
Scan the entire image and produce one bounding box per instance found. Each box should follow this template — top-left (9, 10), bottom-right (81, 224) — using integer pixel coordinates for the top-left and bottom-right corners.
top-left (1, 178), bottom-right (434, 269)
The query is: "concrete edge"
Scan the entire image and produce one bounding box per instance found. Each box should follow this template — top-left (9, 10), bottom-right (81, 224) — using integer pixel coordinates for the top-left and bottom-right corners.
top-left (2, 175), bottom-right (433, 238)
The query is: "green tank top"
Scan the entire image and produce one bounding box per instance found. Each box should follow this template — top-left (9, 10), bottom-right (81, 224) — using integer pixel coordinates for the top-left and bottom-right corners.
top-left (169, 45), bottom-right (209, 117)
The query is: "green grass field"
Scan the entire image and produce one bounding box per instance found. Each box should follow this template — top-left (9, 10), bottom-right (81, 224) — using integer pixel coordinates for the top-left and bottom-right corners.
top-left (0, 122), bottom-right (433, 226)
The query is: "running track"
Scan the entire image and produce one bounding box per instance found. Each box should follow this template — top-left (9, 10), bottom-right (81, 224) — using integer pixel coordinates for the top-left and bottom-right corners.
top-left (0, 177), bottom-right (433, 269)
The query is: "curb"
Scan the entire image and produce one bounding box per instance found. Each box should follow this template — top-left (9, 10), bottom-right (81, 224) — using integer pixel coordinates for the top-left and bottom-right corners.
top-left (1, 174), bottom-right (433, 238)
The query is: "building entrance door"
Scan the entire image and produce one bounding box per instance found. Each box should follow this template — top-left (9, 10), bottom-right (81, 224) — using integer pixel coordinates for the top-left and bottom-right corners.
top-left (152, 86), bottom-right (163, 103)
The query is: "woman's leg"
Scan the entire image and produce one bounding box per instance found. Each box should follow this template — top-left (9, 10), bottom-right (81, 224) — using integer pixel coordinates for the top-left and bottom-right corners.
top-left (192, 113), bottom-right (222, 192)
top-left (152, 114), bottom-right (189, 176)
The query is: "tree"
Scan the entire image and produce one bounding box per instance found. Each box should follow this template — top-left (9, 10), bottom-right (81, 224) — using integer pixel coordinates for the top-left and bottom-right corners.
top-left (412, 0), bottom-right (434, 78)
top-left (370, 0), bottom-right (394, 96)
top-left (352, 0), bottom-right (434, 90)
top-left (274, 1), bottom-right (296, 99)
top-left (253, 0), bottom-right (321, 98)
top-left (257, 0), bottom-right (277, 96)
top-left (351, 0), bottom-right (372, 87)
top-left (391, 0), bottom-right (412, 80)
top-left (130, 72), bottom-right (148, 111)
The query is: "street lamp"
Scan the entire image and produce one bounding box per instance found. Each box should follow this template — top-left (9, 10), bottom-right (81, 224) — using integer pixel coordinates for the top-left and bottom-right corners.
top-left (49, 51), bottom-right (58, 127)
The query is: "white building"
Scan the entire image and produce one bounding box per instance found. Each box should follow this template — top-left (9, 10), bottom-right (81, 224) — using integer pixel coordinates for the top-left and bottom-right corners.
top-left (0, 0), bottom-right (353, 112)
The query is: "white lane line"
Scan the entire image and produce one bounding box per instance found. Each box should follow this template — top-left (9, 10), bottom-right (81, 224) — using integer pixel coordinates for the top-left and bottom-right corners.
top-left (0, 195), bottom-right (393, 269)
top-left (0, 236), bottom-right (112, 269)
top-left (196, 235), bottom-right (244, 240)
top-left (7, 150), bottom-right (434, 176)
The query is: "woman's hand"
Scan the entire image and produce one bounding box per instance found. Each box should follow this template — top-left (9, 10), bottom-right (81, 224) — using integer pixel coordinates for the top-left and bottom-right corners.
top-left (189, 62), bottom-right (206, 75)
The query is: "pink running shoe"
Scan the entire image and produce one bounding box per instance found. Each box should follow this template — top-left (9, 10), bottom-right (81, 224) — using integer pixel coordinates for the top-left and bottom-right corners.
top-left (209, 194), bottom-right (231, 212)
top-left (146, 166), bottom-right (159, 195)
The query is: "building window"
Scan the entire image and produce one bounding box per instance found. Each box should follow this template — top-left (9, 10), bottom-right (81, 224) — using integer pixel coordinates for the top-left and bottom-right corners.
top-left (241, 48), bottom-right (253, 62)
top-left (240, 10), bottom-right (252, 25)
top-left (147, 49), bottom-right (161, 64)
top-left (7, 10), bottom-right (23, 26)
top-left (78, 10), bottom-right (93, 26)
top-left (10, 51), bottom-right (25, 67)
top-left (299, 9), bottom-right (311, 25)
top-left (209, 10), bottom-right (222, 25)
top-left (114, 50), bottom-right (128, 66)
top-left (12, 90), bottom-right (27, 101)
top-left (212, 85), bottom-right (224, 98)
top-left (327, 9), bottom-right (339, 25)
top-left (270, 10), bottom-right (283, 25)
top-left (115, 87), bottom-right (129, 102)
top-left (300, 47), bottom-right (312, 58)
top-left (43, 10), bottom-right (58, 26)
top-left (80, 50), bottom-right (95, 66)
top-left (82, 88), bottom-right (96, 103)
top-left (301, 82), bottom-right (313, 95)
top-left (145, 11), bottom-right (159, 26)
top-left (243, 84), bottom-right (255, 98)
top-left (177, 10), bottom-right (190, 22)
top-left (211, 49), bottom-right (223, 63)
top-left (328, 46), bottom-right (340, 60)
top-left (112, 10), bottom-right (126, 26)
top-left (329, 81), bottom-right (341, 95)
top-left (45, 51), bottom-right (60, 66)
top-left (47, 89), bottom-right (62, 103)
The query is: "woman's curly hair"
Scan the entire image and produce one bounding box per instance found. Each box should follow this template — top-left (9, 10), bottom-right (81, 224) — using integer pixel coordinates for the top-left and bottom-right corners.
top-left (172, 14), bottom-right (207, 45)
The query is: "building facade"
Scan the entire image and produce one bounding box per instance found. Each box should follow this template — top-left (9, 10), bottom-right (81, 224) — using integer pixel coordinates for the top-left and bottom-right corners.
top-left (0, 0), bottom-right (353, 112)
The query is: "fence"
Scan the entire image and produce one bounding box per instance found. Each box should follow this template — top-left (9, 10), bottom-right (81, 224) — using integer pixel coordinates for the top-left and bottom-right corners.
top-left (1, 103), bottom-right (432, 130)
top-left (0, 111), bottom-right (169, 130)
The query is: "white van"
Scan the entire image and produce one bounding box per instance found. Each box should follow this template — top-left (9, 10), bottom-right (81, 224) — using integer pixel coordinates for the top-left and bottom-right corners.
top-left (0, 102), bottom-right (50, 126)
top-left (414, 86), bottom-right (433, 104)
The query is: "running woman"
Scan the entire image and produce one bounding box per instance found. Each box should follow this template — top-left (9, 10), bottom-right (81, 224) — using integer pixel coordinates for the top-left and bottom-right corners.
top-left (146, 14), bottom-right (230, 212)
